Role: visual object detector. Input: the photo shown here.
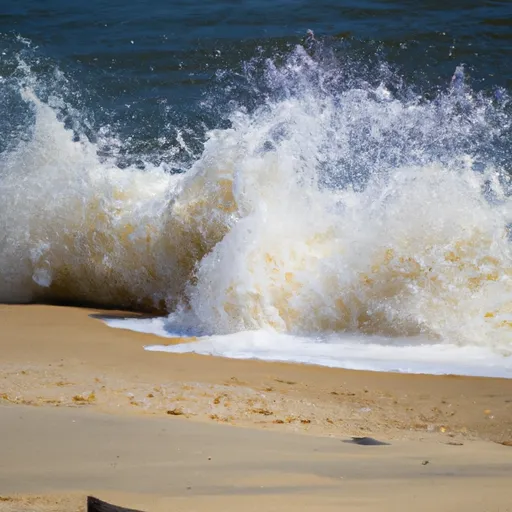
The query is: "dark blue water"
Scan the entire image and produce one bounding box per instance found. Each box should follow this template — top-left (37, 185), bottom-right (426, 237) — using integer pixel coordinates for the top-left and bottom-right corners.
top-left (1, 0), bottom-right (511, 167)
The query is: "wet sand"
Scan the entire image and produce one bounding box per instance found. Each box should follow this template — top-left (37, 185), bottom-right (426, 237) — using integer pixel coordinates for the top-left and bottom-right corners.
top-left (1, 304), bottom-right (512, 510)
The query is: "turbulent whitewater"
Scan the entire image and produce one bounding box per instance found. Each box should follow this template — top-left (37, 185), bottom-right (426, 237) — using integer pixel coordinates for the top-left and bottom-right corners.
top-left (1, 43), bottom-right (512, 377)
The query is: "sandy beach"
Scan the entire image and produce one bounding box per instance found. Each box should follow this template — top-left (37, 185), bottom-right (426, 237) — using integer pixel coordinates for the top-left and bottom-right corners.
top-left (2, 0), bottom-right (512, 508)
top-left (1, 304), bottom-right (512, 511)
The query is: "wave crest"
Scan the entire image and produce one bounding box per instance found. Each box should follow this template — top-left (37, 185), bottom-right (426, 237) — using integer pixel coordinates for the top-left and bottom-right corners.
top-left (1, 44), bottom-right (512, 351)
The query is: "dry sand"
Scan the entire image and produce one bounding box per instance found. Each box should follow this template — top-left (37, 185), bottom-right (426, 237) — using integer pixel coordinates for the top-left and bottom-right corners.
top-left (1, 304), bottom-right (512, 511)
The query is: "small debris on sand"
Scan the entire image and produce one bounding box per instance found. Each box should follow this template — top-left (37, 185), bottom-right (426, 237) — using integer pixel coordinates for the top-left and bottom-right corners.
top-left (166, 408), bottom-right (184, 416)
top-left (345, 437), bottom-right (390, 446)
top-left (87, 496), bottom-right (144, 512)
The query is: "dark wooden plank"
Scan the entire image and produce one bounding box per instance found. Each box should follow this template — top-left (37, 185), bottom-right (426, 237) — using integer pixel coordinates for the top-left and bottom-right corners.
top-left (87, 496), bottom-right (145, 512)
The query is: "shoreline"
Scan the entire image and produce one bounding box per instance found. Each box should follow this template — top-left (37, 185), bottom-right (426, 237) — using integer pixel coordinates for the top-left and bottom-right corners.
top-left (1, 303), bottom-right (512, 510)
top-left (1, 304), bottom-right (511, 443)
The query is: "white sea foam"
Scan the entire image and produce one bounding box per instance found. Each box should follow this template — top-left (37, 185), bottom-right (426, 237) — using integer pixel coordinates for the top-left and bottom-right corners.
top-left (105, 318), bottom-right (512, 378)
top-left (1, 46), bottom-right (512, 377)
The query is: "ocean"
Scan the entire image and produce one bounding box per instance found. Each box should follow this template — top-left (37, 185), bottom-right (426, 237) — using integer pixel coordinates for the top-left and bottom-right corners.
top-left (1, 0), bottom-right (511, 377)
